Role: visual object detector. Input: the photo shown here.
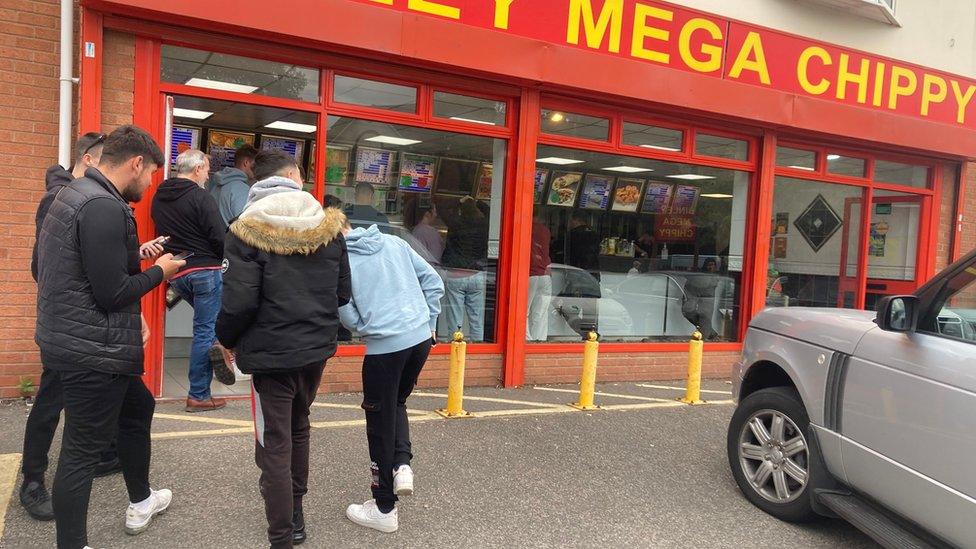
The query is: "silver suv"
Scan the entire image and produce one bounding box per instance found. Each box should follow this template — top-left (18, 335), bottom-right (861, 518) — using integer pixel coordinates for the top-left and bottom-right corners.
top-left (728, 249), bottom-right (976, 548)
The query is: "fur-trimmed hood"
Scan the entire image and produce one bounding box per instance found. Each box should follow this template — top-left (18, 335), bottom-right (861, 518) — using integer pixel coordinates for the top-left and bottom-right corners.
top-left (231, 191), bottom-right (345, 255)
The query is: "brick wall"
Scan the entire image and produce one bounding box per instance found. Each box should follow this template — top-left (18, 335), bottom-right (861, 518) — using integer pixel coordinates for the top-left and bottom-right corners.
top-left (523, 350), bottom-right (741, 386)
top-left (319, 353), bottom-right (503, 394)
top-left (961, 162), bottom-right (976, 257)
top-left (935, 163), bottom-right (959, 271)
top-left (101, 30), bottom-right (134, 130)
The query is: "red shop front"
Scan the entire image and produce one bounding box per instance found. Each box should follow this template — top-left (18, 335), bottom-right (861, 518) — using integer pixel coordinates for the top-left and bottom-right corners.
top-left (74, 0), bottom-right (973, 397)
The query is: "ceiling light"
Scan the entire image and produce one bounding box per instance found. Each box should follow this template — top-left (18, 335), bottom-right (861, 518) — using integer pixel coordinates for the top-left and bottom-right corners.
top-left (548, 112), bottom-right (565, 123)
top-left (536, 156), bottom-right (583, 165)
top-left (640, 144), bottom-right (681, 152)
top-left (701, 193), bottom-right (734, 199)
top-left (603, 166), bottom-right (653, 173)
top-left (172, 108), bottom-right (213, 120)
top-left (365, 135), bottom-right (422, 146)
top-left (264, 121), bottom-right (317, 133)
top-left (827, 154), bottom-right (841, 161)
top-left (667, 174), bottom-right (715, 180)
top-left (787, 165), bottom-right (816, 171)
top-left (185, 78), bottom-right (258, 94)
top-left (449, 116), bottom-right (496, 126)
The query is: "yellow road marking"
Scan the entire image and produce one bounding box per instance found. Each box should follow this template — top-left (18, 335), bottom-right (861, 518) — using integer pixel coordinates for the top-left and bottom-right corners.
top-left (637, 383), bottom-right (732, 396)
top-left (412, 391), bottom-right (565, 408)
top-left (0, 453), bottom-right (23, 540)
top-left (153, 427), bottom-right (252, 440)
top-left (154, 413), bottom-right (253, 427)
top-left (533, 386), bottom-right (672, 402)
top-left (311, 402), bottom-right (427, 415)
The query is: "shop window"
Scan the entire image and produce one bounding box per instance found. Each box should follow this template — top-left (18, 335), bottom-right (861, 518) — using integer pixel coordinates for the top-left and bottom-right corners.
top-left (622, 122), bottom-right (684, 152)
top-left (776, 146), bottom-right (816, 171)
top-left (161, 45), bottom-right (320, 102)
top-left (541, 109), bottom-right (610, 141)
top-left (333, 75), bottom-right (418, 114)
top-left (528, 145), bottom-right (749, 343)
top-left (324, 116), bottom-right (506, 343)
top-left (433, 92), bottom-right (506, 126)
top-left (695, 133), bottom-right (749, 161)
top-left (827, 154), bottom-right (867, 178)
top-left (767, 178), bottom-right (864, 309)
top-left (874, 160), bottom-right (928, 188)
top-left (862, 190), bottom-right (922, 310)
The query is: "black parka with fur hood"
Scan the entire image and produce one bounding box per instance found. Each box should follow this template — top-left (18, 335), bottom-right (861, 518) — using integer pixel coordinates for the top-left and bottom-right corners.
top-left (215, 180), bottom-right (351, 373)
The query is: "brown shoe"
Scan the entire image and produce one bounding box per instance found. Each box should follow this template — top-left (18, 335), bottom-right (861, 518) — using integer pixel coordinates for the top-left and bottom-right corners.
top-left (185, 397), bottom-right (227, 413)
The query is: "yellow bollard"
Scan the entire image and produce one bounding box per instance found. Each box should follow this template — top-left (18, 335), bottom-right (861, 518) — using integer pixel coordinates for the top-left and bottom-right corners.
top-left (678, 329), bottom-right (706, 405)
top-left (436, 330), bottom-right (473, 418)
top-left (570, 331), bottom-right (601, 410)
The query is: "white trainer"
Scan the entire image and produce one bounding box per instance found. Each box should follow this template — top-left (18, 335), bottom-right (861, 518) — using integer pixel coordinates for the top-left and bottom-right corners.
top-left (124, 488), bottom-right (172, 535)
top-left (345, 499), bottom-right (398, 533)
top-left (393, 464), bottom-right (414, 496)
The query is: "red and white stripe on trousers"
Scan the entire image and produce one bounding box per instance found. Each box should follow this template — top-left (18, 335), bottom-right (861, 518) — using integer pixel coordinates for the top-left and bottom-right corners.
top-left (251, 381), bottom-right (266, 447)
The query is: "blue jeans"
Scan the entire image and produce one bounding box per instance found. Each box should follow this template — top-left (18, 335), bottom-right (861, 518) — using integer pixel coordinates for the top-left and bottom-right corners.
top-left (444, 271), bottom-right (486, 342)
top-left (171, 269), bottom-right (222, 400)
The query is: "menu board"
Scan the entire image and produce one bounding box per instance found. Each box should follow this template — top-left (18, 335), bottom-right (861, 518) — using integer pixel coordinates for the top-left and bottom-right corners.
top-left (399, 153), bottom-right (438, 192)
top-left (207, 130), bottom-right (255, 170)
top-left (434, 158), bottom-right (480, 196)
top-left (640, 182), bottom-right (674, 214)
top-left (533, 168), bottom-right (549, 204)
top-left (325, 146), bottom-right (350, 184)
top-left (546, 171), bottom-right (582, 207)
top-left (578, 174), bottom-right (614, 210)
top-left (671, 185), bottom-right (701, 214)
top-left (355, 147), bottom-right (396, 185)
top-left (611, 178), bottom-right (644, 212)
top-left (260, 135), bottom-right (305, 165)
top-left (475, 163), bottom-right (493, 200)
top-left (170, 126), bottom-right (200, 167)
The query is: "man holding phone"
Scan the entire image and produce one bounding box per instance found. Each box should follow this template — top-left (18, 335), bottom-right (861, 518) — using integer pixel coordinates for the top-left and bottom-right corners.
top-left (151, 149), bottom-right (230, 412)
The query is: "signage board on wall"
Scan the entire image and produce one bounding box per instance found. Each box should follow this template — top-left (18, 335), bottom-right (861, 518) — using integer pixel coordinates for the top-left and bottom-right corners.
top-left (355, 147), bottom-right (396, 185)
top-left (207, 130), bottom-right (255, 171)
top-left (578, 173), bottom-right (614, 210)
top-left (399, 153), bottom-right (438, 192)
top-left (260, 135), bottom-right (305, 166)
top-left (170, 125), bottom-right (200, 167)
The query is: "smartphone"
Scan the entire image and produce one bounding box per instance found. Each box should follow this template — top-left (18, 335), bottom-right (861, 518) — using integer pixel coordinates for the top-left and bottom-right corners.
top-left (172, 251), bottom-right (194, 261)
top-left (157, 236), bottom-right (171, 245)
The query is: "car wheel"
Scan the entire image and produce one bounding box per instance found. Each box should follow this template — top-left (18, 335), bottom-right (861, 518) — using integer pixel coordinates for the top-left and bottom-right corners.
top-left (727, 386), bottom-right (818, 522)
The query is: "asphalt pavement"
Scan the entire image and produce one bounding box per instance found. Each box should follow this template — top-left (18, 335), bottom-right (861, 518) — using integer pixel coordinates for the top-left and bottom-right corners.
top-left (0, 380), bottom-right (877, 548)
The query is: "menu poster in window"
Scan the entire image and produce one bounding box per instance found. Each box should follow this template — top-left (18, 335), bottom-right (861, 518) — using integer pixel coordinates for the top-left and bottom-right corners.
top-left (546, 171), bottom-right (582, 207)
top-left (170, 126), bottom-right (200, 168)
top-left (578, 173), bottom-right (614, 210)
top-left (260, 135), bottom-right (305, 166)
top-left (640, 182), bottom-right (674, 214)
top-left (325, 146), bottom-right (351, 184)
top-left (434, 158), bottom-right (480, 196)
top-left (475, 163), bottom-right (493, 200)
top-left (670, 185), bottom-right (700, 214)
top-left (533, 168), bottom-right (550, 204)
top-left (774, 212), bottom-right (789, 235)
top-left (355, 147), bottom-right (396, 185)
top-left (207, 130), bottom-right (255, 170)
top-left (611, 178), bottom-right (644, 212)
top-left (398, 153), bottom-right (438, 192)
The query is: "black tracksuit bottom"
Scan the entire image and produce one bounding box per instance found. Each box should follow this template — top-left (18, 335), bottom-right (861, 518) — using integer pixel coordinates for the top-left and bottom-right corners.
top-left (52, 369), bottom-right (155, 549)
top-left (22, 367), bottom-right (118, 484)
top-left (251, 363), bottom-right (325, 549)
top-left (361, 339), bottom-right (431, 511)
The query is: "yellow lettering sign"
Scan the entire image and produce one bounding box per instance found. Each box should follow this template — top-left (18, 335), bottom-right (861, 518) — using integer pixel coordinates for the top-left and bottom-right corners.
top-left (407, 0), bottom-right (460, 19)
top-left (797, 46), bottom-right (832, 95)
top-left (836, 53), bottom-right (870, 104)
top-left (872, 61), bottom-right (887, 107)
top-left (729, 32), bottom-right (770, 85)
top-left (950, 80), bottom-right (976, 124)
top-left (630, 4), bottom-right (672, 63)
top-left (493, 0), bottom-right (515, 29)
top-left (678, 17), bottom-right (723, 73)
top-left (368, 0), bottom-right (394, 4)
top-left (888, 66), bottom-right (918, 110)
top-left (567, 0), bottom-right (623, 53)
top-left (920, 74), bottom-right (947, 116)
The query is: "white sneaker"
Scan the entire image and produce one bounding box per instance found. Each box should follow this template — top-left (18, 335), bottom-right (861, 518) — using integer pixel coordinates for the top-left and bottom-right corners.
top-left (346, 499), bottom-right (398, 533)
top-left (393, 465), bottom-right (414, 496)
top-left (124, 488), bottom-right (172, 535)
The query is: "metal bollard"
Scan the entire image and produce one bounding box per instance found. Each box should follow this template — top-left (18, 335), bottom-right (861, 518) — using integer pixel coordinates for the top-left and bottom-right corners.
top-left (436, 329), bottom-right (473, 418)
top-left (570, 331), bottom-right (601, 410)
top-left (678, 329), bottom-right (706, 405)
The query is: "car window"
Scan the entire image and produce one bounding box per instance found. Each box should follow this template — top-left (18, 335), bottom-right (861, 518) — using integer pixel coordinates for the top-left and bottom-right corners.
top-left (919, 263), bottom-right (976, 342)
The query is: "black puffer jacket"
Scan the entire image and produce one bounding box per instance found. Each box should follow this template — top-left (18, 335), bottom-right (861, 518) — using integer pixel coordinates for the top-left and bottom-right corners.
top-left (216, 183), bottom-right (351, 373)
top-left (30, 165), bottom-right (73, 281)
top-left (150, 177), bottom-right (225, 271)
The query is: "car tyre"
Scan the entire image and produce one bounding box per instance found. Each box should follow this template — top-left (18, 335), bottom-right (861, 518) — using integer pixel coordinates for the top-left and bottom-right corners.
top-left (727, 386), bottom-right (819, 523)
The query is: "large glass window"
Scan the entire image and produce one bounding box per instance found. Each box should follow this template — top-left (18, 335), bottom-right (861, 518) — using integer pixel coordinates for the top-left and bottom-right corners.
top-left (767, 178), bottom-right (864, 309)
top-left (333, 75), bottom-right (417, 113)
top-left (324, 116), bottom-right (506, 343)
top-left (161, 45), bottom-right (320, 102)
top-left (433, 92), bottom-right (506, 126)
top-left (541, 109), bottom-right (610, 141)
top-left (527, 145), bottom-right (749, 342)
top-left (695, 133), bottom-right (749, 161)
top-left (874, 159), bottom-right (928, 188)
top-left (622, 122), bottom-right (684, 152)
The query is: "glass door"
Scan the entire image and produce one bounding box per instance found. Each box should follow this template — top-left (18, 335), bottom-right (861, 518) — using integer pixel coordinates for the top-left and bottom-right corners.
top-left (863, 191), bottom-right (924, 311)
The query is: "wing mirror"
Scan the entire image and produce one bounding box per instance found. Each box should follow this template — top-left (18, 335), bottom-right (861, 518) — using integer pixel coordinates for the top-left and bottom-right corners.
top-left (876, 295), bottom-right (919, 333)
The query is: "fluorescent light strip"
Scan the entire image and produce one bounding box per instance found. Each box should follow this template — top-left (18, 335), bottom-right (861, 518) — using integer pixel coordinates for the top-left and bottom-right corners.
top-left (787, 165), bottom-right (816, 171)
top-left (701, 193), bottom-right (734, 199)
top-left (449, 116), bottom-right (496, 126)
top-left (603, 166), bottom-right (653, 173)
top-left (666, 174), bottom-right (715, 180)
top-left (640, 144), bottom-right (681, 152)
top-left (365, 135), bottom-right (422, 146)
top-left (184, 78), bottom-right (258, 94)
top-left (536, 157), bottom-right (584, 165)
top-left (265, 121), bottom-right (317, 133)
top-left (827, 154), bottom-right (841, 161)
top-left (172, 108), bottom-right (213, 120)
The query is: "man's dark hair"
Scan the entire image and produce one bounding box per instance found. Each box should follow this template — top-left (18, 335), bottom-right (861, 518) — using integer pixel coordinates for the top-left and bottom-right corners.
top-left (73, 132), bottom-right (105, 166)
top-left (98, 125), bottom-right (165, 168)
top-left (355, 182), bottom-right (375, 197)
top-left (324, 194), bottom-right (343, 209)
top-left (234, 144), bottom-right (259, 167)
top-left (253, 150), bottom-right (298, 182)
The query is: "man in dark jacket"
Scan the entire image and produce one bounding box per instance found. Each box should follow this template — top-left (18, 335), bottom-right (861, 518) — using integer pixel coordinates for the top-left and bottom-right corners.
top-left (216, 150), bottom-right (350, 549)
top-left (440, 196), bottom-right (489, 341)
top-left (36, 125), bottom-right (185, 549)
top-left (345, 182), bottom-right (390, 230)
top-left (151, 149), bottom-right (230, 412)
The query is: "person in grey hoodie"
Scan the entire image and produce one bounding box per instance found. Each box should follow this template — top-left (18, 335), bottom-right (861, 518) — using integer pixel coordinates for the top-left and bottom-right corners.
top-left (340, 223), bottom-right (444, 534)
top-left (209, 144), bottom-right (258, 226)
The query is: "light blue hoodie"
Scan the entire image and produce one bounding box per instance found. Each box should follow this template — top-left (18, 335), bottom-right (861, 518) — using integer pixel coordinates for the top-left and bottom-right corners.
top-left (340, 225), bottom-right (445, 355)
